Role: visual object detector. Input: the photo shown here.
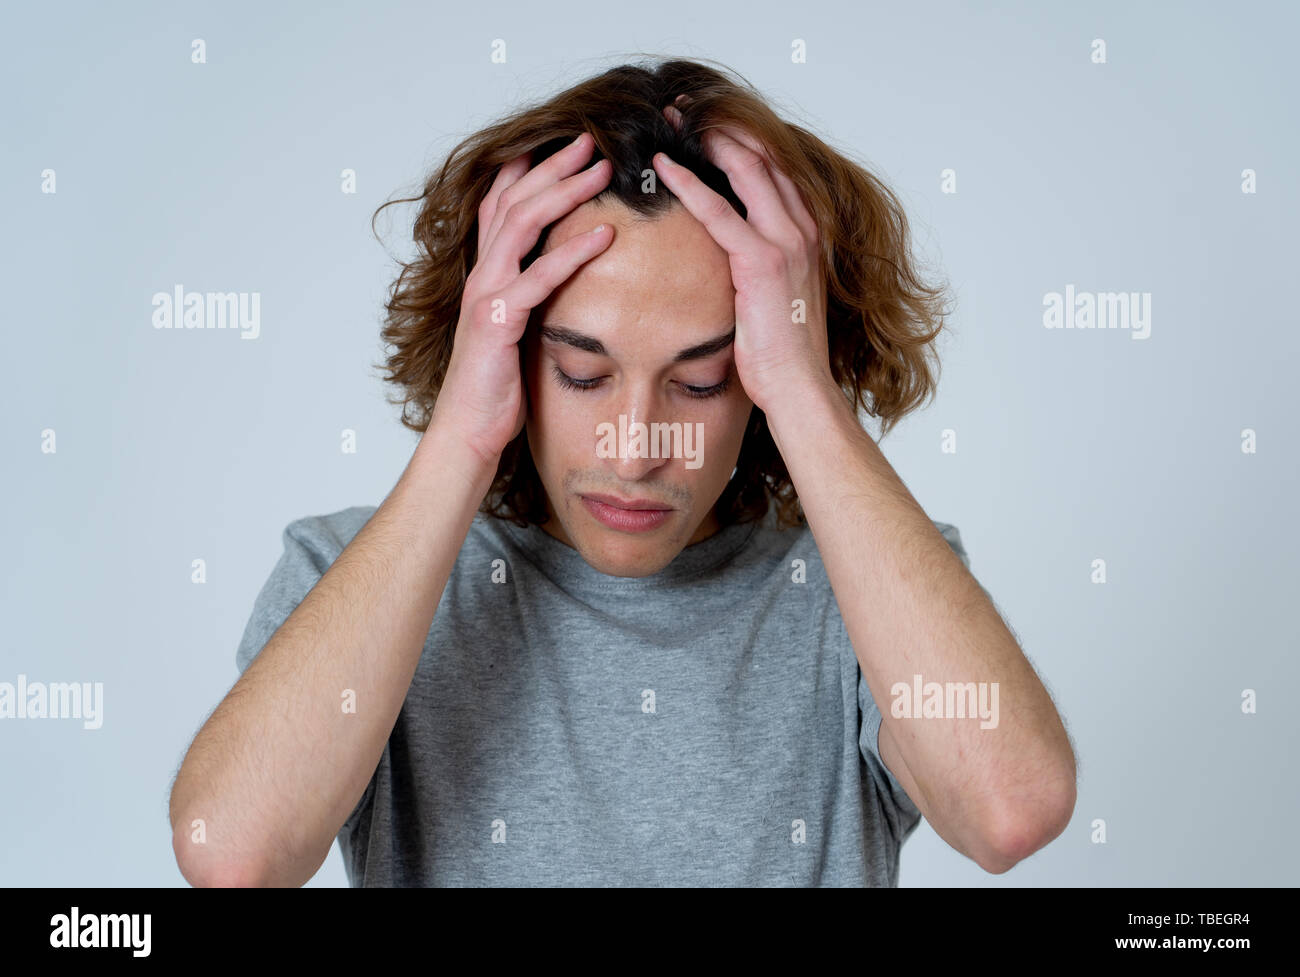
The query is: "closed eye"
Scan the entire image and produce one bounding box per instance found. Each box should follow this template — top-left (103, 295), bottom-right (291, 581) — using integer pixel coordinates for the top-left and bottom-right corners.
top-left (679, 378), bottom-right (730, 399)
top-left (551, 365), bottom-right (730, 400)
top-left (551, 365), bottom-right (605, 391)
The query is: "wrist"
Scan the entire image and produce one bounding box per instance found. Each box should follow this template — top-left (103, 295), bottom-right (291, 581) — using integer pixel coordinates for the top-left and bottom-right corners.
top-left (763, 372), bottom-right (857, 447)
top-left (410, 416), bottom-right (501, 501)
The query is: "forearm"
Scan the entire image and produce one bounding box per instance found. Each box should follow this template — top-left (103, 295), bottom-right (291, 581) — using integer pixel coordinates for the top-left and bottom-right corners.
top-left (765, 382), bottom-right (1075, 865)
top-left (169, 420), bottom-right (496, 887)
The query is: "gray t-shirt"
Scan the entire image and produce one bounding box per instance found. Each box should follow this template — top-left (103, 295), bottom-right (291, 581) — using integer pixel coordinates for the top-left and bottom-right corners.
top-left (235, 503), bottom-right (971, 887)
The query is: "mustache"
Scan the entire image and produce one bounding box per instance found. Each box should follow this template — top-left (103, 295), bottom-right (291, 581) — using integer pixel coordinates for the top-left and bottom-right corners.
top-left (562, 472), bottom-right (691, 507)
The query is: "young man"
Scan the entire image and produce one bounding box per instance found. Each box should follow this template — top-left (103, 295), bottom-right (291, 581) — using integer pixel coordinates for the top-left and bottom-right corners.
top-left (169, 59), bottom-right (1076, 887)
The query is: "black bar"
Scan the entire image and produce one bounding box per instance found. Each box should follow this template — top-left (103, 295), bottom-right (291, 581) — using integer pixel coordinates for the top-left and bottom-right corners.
top-left (0, 887), bottom-right (1277, 964)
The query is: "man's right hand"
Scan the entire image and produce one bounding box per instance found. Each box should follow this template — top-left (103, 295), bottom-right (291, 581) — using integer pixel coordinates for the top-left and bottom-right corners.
top-left (427, 131), bottom-right (614, 468)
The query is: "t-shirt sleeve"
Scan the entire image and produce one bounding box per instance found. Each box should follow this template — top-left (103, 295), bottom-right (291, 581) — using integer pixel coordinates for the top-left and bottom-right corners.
top-left (236, 516), bottom-right (343, 675)
top-left (233, 514), bottom-right (378, 835)
top-left (855, 521), bottom-right (972, 841)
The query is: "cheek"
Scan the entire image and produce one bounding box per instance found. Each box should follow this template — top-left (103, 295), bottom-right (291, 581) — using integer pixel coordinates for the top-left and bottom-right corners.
top-left (528, 389), bottom-right (594, 466)
top-left (693, 404), bottom-right (750, 478)
top-left (523, 354), bottom-right (566, 436)
top-left (522, 357), bottom-right (554, 464)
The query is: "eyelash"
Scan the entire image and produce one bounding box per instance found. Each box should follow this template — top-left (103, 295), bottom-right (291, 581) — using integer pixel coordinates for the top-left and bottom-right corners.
top-left (551, 365), bottom-right (730, 400)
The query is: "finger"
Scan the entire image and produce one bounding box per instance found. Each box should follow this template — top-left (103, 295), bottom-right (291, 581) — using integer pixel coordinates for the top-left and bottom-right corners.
top-left (651, 151), bottom-right (762, 259)
top-left (663, 106), bottom-right (817, 246)
top-left (477, 150), bottom-right (532, 256)
top-left (481, 132), bottom-right (597, 255)
top-left (710, 124), bottom-right (818, 245)
top-left (699, 126), bottom-right (802, 247)
top-left (489, 223), bottom-right (615, 341)
top-left (473, 156), bottom-right (611, 292)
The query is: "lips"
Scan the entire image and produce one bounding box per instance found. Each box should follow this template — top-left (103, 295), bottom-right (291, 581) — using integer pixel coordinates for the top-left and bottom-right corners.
top-left (580, 493), bottom-right (673, 533)
top-left (580, 493), bottom-right (672, 511)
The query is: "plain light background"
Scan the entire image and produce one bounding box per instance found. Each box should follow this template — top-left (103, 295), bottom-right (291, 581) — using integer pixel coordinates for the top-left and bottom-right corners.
top-left (2, 0), bottom-right (1296, 886)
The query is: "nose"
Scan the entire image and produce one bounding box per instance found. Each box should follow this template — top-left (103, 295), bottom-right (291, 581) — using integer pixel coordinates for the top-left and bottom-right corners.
top-left (596, 386), bottom-right (674, 483)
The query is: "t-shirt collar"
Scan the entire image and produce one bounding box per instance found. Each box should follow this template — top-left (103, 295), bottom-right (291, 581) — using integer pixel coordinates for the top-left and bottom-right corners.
top-left (494, 509), bottom-right (763, 590)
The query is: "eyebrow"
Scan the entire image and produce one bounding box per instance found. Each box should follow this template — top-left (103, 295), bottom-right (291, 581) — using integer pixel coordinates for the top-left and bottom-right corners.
top-left (539, 324), bottom-right (736, 362)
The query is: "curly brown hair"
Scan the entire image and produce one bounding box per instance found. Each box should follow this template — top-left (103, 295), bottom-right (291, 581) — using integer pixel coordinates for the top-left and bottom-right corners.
top-left (372, 56), bottom-right (952, 531)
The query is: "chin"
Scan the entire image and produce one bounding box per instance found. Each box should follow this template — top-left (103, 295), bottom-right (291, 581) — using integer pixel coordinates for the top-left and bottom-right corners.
top-left (574, 531), bottom-right (681, 578)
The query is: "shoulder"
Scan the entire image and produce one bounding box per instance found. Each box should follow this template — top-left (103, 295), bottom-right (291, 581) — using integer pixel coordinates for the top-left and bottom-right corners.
top-left (461, 510), bottom-right (518, 557)
top-left (276, 506), bottom-right (514, 578)
top-left (278, 504), bottom-right (379, 567)
top-left (234, 504), bottom-right (378, 674)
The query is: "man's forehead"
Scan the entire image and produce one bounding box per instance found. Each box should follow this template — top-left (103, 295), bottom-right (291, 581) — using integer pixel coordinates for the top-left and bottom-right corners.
top-left (542, 197), bottom-right (628, 249)
top-left (539, 320), bottom-right (736, 362)
top-left (541, 196), bottom-right (728, 265)
top-left (533, 195), bottom-right (736, 358)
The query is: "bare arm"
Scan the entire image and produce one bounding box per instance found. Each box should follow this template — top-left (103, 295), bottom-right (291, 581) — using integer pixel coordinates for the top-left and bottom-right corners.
top-left (168, 428), bottom-right (494, 887)
top-left (769, 387), bottom-right (1076, 874)
top-left (168, 131), bottom-right (614, 887)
